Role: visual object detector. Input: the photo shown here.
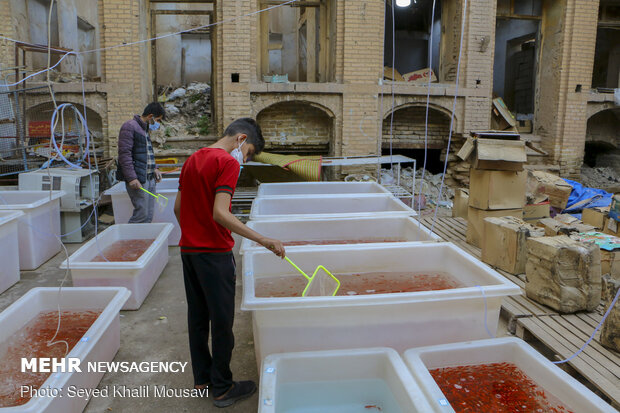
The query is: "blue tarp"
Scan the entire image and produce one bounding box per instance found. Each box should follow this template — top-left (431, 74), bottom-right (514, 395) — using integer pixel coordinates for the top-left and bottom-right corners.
top-left (562, 178), bottom-right (613, 214)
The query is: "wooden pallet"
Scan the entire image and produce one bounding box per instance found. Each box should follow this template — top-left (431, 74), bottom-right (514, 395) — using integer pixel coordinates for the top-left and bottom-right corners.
top-left (420, 216), bottom-right (620, 408)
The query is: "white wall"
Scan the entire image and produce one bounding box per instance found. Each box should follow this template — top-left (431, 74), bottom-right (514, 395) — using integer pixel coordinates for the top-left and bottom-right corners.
top-left (154, 3), bottom-right (212, 87)
top-left (181, 34), bottom-right (211, 83)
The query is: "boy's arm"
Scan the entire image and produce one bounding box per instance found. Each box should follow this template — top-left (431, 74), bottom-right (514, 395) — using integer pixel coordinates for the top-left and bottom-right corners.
top-left (213, 192), bottom-right (285, 258)
top-left (174, 193), bottom-right (181, 224)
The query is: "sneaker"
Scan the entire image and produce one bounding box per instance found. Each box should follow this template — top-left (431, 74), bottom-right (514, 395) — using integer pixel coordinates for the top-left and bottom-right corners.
top-left (213, 380), bottom-right (257, 408)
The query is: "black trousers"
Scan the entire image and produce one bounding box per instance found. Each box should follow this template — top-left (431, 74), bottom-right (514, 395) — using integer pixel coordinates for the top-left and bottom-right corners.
top-left (181, 252), bottom-right (236, 397)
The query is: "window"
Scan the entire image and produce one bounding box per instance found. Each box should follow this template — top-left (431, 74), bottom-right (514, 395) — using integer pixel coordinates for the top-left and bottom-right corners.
top-left (259, 1), bottom-right (333, 83)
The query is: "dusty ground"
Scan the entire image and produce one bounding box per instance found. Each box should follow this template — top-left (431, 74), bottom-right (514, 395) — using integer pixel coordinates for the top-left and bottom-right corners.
top-left (0, 232), bottom-right (511, 413)
top-left (0, 234), bottom-right (260, 413)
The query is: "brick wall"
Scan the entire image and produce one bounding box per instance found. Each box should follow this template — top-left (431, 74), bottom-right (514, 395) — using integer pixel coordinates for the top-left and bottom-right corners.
top-left (341, 1), bottom-right (384, 157)
top-left (536, 0), bottom-right (600, 178)
top-left (257, 101), bottom-right (332, 151)
top-left (213, 1), bottom-right (252, 135)
top-left (0, 2), bottom-right (14, 70)
top-left (382, 106), bottom-right (450, 149)
top-left (101, 0), bottom-right (151, 156)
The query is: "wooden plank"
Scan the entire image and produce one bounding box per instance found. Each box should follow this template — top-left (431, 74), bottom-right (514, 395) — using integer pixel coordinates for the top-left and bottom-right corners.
top-left (305, 7), bottom-right (316, 82)
top-left (525, 315), bottom-right (620, 379)
top-left (260, 8), bottom-right (269, 76)
top-left (318, 0), bottom-right (328, 82)
top-left (517, 317), bottom-right (620, 404)
top-left (555, 314), bottom-right (620, 366)
top-left (426, 217), bottom-right (620, 406)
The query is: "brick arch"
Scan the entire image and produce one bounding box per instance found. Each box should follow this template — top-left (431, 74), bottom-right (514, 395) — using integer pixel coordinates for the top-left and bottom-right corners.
top-left (383, 102), bottom-right (455, 122)
top-left (382, 103), bottom-right (453, 149)
top-left (586, 108), bottom-right (620, 148)
top-left (26, 101), bottom-right (104, 135)
top-left (256, 101), bottom-right (334, 154)
top-left (586, 102), bottom-right (618, 119)
top-left (254, 98), bottom-right (336, 120)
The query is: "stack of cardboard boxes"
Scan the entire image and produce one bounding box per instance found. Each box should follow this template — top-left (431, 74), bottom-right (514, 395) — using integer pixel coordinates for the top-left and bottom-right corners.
top-left (457, 132), bottom-right (527, 248)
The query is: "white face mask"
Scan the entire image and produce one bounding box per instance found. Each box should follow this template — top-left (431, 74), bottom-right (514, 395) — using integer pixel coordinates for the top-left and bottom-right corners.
top-left (231, 140), bottom-right (245, 165)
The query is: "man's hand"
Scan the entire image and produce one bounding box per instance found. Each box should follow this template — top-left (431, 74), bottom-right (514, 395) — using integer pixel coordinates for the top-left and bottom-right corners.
top-left (128, 179), bottom-right (142, 190)
top-left (259, 237), bottom-right (286, 258)
top-left (155, 169), bottom-right (163, 183)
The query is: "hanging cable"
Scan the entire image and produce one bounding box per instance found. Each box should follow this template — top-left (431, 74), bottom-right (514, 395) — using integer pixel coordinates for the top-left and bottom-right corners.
top-left (430, 0), bottom-right (468, 236)
top-left (417, 0), bottom-right (437, 225)
top-left (389, 0), bottom-right (396, 179)
top-left (0, 0), bottom-right (300, 89)
top-left (553, 287), bottom-right (620, 364)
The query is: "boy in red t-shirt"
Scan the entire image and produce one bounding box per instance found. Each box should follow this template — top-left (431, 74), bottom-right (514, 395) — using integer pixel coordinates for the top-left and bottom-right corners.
top-left (174, 118), bottom-right (285, 408)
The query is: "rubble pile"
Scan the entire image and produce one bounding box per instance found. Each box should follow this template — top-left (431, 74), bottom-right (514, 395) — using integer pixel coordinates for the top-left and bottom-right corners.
top-left (378, 167), bottom-right (454, 206)
top-left (152, 82), bottom-right (212, 146)
top-left (440, 135), bottom-right (471, 188)
top-left (580, 165), bottom-right (620, 192)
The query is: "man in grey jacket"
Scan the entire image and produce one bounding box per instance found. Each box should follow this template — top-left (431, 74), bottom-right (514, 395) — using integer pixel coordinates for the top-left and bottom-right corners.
top-left (116, 102), bottom-right (165, 223)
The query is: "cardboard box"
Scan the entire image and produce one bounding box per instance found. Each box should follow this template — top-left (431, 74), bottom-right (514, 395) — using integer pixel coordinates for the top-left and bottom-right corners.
top-left (601, 250), bottom-right (620, 277)
top-left (600, 277), bottom-right (620, 352)
top-left (524, 202), bottom-right (550, 221)
top-left (526, 236), bottom-right (601, 313)
top-left (491, 98), bottom-right (518, 131)
top-left (604, 217), bottom-right (620, 236)
top-left (582, 207), bottom-right (609, 229)
top-left (473, 139), bottom-right (527, 171)
top-left (482, 216), bottom-right (545, 274)
top-left (527, 170), bottom-right (573, 210)
top-left (610, 194), bottom-right (620, 222)
top-left (402, 68), bottom-right (437, 83)
top-left (538, 217), bottom-right (594, 236)
top-left (554, 214), bottom-right (579, 225)
top-left (383, 66), bottom-right (405, 82)
top-left (469, 169), bottom-right (526, 210)
top-left (457, 138), bottom-right (526, 171)
top-left (538, 218), bottom-right (571, 236)
top-left (466, 207), bottom-right (523, 248)
top-left (452, 188), bottom-right (469, 219)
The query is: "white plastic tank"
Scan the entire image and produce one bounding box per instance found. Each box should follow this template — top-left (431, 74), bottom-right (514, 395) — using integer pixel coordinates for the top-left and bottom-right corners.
top-left (259, 348), bottom-right (434, 413)
top-left (257, 182), bottom-right (392, 197)
top-left (403, 337), bottom-right (617, 413)
top-left (0, 287), bottom-right (130, 413)
top-left (0, 211), bottom-right (24, 293)
top-left (249, 194), bottom-right (416, 221)
top-left (242, 242), bottom-right (521, 364)
top-left (104, 179), bottom-right (180, 245)
top-left (0, 190), bottom-right (65, 270)
top-left (60, 223), bottom-right (173, 310)
top-left (240, 216), bottom-right (440, 254)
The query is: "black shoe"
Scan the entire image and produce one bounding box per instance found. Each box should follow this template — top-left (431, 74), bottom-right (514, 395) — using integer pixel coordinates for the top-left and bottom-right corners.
top-left (213, 381), bottom-right (257, 408)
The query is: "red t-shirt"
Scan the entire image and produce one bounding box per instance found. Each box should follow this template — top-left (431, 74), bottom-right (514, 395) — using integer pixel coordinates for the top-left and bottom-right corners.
top-left (178, 148), bottom-right (240, 253)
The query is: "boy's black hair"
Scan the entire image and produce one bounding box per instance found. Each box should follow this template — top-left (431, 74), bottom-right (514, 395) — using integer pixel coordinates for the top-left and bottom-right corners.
top-left (142, 102), bottom-right (166, 120)
top-left (223, 118), bottom-right (265, 154)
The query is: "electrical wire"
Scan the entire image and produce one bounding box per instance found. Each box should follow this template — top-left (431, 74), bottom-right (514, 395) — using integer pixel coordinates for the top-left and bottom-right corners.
top-left (553, 287), bottom-right (620, 364)
top-left (417, 0), bottom-right (437, 227)
top-left (389, 0), bottom-right (395, 178)
top-left (0, 0), bottom-right (300, 89)
top-left (430, 0), bottom-right (468, 236)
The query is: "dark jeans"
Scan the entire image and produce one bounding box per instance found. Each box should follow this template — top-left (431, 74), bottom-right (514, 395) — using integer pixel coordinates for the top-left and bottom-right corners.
top-left (181, 252), bottom-right (236, 397)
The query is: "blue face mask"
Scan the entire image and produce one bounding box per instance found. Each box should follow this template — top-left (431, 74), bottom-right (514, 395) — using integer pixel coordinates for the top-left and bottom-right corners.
top-left (149, 121), bottom-right (160, 131)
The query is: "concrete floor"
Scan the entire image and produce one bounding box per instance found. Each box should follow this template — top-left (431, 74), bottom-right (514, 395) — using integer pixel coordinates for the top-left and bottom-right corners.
top-left (0, 233), bottom-right (260, 413)
top-left (0, 231), bottom-right (511, 413)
